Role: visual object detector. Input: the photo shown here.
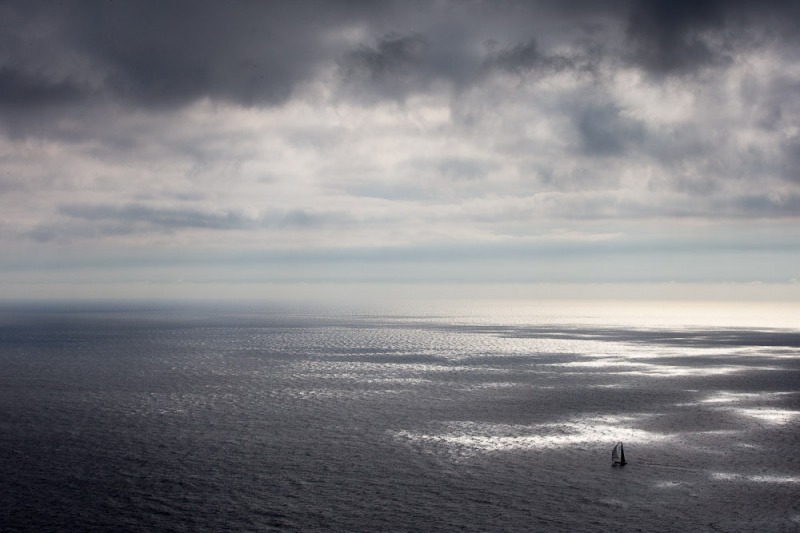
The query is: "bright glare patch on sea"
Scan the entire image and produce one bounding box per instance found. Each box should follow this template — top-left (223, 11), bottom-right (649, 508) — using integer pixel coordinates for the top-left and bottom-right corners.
top-left (0, 298), bottom-right (797, 531)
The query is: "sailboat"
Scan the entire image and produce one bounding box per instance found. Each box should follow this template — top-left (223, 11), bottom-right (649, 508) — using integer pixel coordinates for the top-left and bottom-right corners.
top-left (612, 442), bottom-right (627, 466)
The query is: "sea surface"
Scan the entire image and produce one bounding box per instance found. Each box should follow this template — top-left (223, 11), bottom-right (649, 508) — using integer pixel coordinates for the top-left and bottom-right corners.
top-left (0, 299), bottom-right (798, 532)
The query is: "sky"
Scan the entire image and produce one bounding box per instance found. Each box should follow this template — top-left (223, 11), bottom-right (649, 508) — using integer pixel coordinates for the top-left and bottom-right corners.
top-left (1, 0), bottom-right (799, 301)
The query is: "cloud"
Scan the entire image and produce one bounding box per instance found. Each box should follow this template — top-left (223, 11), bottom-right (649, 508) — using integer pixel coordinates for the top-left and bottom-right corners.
top-left (24, 203), bottom-right (355, 242)
top-left (1, 0), bottom-right (799, 115)
top-left (1, 1), bottom-right (799, 290)
top-left (0, 67), bottom-right (88, 108)
top-left (339, 33), bottom-right (436, 102)
top-left (59, 203), bottom-right (258, 230)
top-left (781, 137), bottom-right (800, 182)
top-left (0, 0), bottom-right (371, 112)
top-left (625, 0), bottom-right (729, 75)
top-left (574, 103), bottom-right (645, 156)
top-left (624, 0), bottom-right (800, 75)
top-left (482, 37), bottom-right (598, 80)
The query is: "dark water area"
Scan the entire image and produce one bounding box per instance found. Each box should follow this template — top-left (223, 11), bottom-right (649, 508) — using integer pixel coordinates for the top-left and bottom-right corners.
top-left (0, 300), bottom-right (798, 531)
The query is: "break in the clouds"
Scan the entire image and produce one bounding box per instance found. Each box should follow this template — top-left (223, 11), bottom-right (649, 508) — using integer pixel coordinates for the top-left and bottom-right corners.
top-left (1, 0), bottom-right (799, 295)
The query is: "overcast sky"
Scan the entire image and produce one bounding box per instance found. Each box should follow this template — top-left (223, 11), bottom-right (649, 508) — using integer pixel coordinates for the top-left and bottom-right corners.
top-left (1, 0), bottom-right (799, 300)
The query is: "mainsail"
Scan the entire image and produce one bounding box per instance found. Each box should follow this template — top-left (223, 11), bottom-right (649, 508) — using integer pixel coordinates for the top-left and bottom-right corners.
top-left (612, 442), bottom-right (627, 466)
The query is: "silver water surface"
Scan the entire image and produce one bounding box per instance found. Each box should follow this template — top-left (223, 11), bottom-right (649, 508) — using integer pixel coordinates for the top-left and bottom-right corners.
top-left (0, 300), bottom-right (798, 531)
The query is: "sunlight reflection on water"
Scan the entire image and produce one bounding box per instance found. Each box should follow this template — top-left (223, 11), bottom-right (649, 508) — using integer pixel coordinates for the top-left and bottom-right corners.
top-left (390, 414), bottom-right (672, 455)
top-left (711, 473), bottom-right (800, 483)
top-left (729, 408), bottom-right (800, 425)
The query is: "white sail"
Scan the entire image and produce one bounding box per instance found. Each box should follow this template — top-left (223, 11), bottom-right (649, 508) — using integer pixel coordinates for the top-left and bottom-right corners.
top-left (611, 443), bottom-right (620, 463)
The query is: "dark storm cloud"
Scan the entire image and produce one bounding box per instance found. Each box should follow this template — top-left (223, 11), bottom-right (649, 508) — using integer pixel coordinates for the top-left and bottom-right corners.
top-left (339, 32), bottom-right (605, 102)
top-left (2, 0), bottom-right (799, 112)
top-left (0, 67), bottom-right (87, 108)
top-left (338, 33), bottom-right (503, 102)
top-left (625, 0), bottom-right (800, 75)
top-left (482, 38), bottom-right (591, 78)
top-left (0, 0), bottom-right (374, 111)
top-left (339, 33), bottom-right (439, 102)
top-left (69, 1), bottom-right (334, 107)
top-left (625, 0), bottom-right (728, 75)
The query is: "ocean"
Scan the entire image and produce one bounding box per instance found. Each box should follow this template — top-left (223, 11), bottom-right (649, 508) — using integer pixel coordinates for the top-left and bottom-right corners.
top-left (0, 299), bottom-right (798, 531)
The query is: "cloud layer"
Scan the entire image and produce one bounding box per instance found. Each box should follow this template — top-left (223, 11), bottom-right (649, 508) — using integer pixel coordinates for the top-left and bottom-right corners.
top-left (1, 0), bottom-right (799, 291)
